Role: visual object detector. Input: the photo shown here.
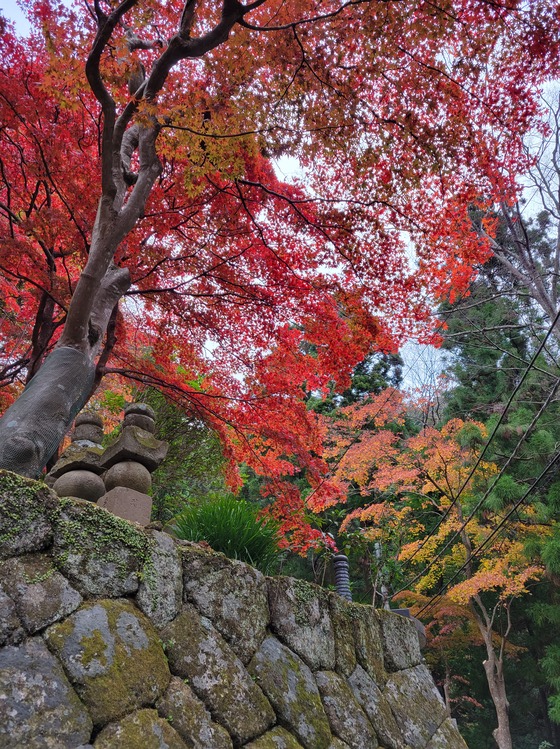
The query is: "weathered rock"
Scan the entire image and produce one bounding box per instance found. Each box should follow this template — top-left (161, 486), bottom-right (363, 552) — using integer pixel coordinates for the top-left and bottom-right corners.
top-left (104, 460), bottom-right (152, 493)
top-left (73, 412), bottom-right (104, 445)
top-left (0, 471), bottom-right (56, 558)
top-left (0, 637), bottom-right (93, 748)
top-left (182, 545), bottom-right (269, 663)
top-left (315, 670), bottom-right (378, 748)
top-left (94, 709), bottom-right (187, 749)
top-left (161, 605), bottom-right (275, 744)
top-left (352, 605), bottom-right (387, 685)
top-left (100, 425), bottom-right (168, 471)
top-left (244, 726), bottom-right (304, 748)
top-left (383, 665), bottom-right (448, 749)
top-left (44, 599), bottom-right (170, 726)
top-left (97, 486), bottom-right (153, 526)
top-left (123, 413), bottom-right (156, 431)
top-left (137, 530), bottom-right (183, 629)
top-left (328, 740), bottom-right (350, 749)
top-left (53, 470), bottom-right (106, 502)
top-left (52, 499), bottom-right (149, 597)
top-left (348, 664), bottom-right (406, 749)
top-left (425, 718), bottom-right (468, 749)
top-left (0, 581), bottom-right (25, 645)
top-left (0, 553), bottom-right (81, 633)
top-left (249, 636), bottom-right (332, 749)
top-left (48, 443), bottom-right (104, 478)
top-left (123, 403), bottom-right (155, 433)
top-left (268, 577), bottom-right (335, 671)
top-left (377, 609), bottom-right (423, 672)
top-left (156, 676), bottom-right (233, 749)
top-left (125, 402), bottom-right (156, 420)
top-left (328, 593), bottom-right (357, 678)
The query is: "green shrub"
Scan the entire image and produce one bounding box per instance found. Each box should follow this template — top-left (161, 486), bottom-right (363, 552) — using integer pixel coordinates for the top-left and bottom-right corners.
top-left (170, 494), bottom-right (283, 574)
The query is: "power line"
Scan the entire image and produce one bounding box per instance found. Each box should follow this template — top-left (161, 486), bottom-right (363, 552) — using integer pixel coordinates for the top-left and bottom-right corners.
top-left (396, 306), bottom-right (560, 574)
top-left (392, 372), bottom-right (560, 598)
top-left (414, 445), bottom-right (560, 619)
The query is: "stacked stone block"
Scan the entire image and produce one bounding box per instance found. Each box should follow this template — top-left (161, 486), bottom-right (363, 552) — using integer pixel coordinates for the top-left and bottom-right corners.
top-left (0, 471), bottom-right (468, 749)
top-left (48, 403), bottom-right (168, 527)
top-left (97, 403), bottom-right (167, 526)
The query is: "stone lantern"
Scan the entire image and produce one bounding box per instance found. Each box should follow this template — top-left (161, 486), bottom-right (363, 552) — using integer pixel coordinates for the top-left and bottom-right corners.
top-left (97, 403), bottom-right (168, 526)
top-left (47, 412), bottom-right (106, 502)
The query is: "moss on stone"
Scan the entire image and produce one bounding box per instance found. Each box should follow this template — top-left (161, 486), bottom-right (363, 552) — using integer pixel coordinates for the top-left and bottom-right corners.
top-left (0, 470), bottom-right (57, 557)
top-left (244, 726), bottom-right (304, 748)
top-left (94, 709), bottom-right (187, 748)
top-left (45, 599), bottom-right (170, 726)
top-left (52, 498), bottom-right (155, 596)
top-left (80, 628), bottom-right (109, 669)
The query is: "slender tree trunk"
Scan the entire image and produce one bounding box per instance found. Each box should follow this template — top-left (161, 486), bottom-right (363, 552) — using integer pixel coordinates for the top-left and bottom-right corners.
top-left (442, 665), bottom-right (452, 718)
top-left (457, 501), bottom-right (513, 749)
top-left (470, 598), bottom-right (513, 749)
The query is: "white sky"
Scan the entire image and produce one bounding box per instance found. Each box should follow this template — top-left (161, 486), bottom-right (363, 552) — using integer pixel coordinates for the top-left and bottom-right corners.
top-left (2, 2), bottom-right (31, 33)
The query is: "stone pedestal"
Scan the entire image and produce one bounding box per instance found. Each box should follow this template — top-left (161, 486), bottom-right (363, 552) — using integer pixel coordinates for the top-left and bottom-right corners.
top-left (98, 487), bottom-right (153, 526)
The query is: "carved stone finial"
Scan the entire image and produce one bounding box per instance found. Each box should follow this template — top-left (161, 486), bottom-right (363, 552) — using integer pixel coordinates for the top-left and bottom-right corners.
top-left (48, 410), bottom-right (106, 502)
top-left (73, 412), bottom-right (104, 445)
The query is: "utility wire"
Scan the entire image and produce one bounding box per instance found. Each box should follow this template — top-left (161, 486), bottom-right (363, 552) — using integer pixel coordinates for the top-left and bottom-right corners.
top-left (396, 306), bottom-right (560, 573)
top-left (391, 371), bottom-right (560, 598)
top-left (414, 445), bottom-right (560, 618)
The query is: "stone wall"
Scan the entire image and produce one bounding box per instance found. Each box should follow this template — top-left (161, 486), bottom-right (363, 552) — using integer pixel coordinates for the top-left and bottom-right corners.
top-left (0, 471), bottom-right (468, 749)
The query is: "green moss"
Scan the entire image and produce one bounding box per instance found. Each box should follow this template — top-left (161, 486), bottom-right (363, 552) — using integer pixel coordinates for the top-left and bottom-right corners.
top-left (45, 600), bottom-right (170, 727)
top-left (0, 471), bottom-right (52, 542)
top-left (292, 579), bottom-right (320, 626)
top-left (53, 498), bottom-right (154, 581)
top-left (95, 709), bottom-right (185, 749)
top-left (80, 629), bottom-right (108, 669)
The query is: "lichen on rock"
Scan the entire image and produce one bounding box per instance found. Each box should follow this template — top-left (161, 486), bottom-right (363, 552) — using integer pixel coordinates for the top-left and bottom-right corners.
top-left (249, 636), bottom-right (332, 749)
top-left (376, 609), bottom-right (423, 673)
top-left (0, 553), bottom-right (81, 633)
top-left (0, 581), bottom-right (25, 645)
top-left (136, 530), bottom-right (183, 629)
top-left (383, 664), bottom-right (448, 749)
top-left (0, 470), bottom-right (56, 558)
top-left (156, 676), bottom-right (233, 749)
top-left (93, 709), bottom-right (187, 748)
top-left (244, 726), bottom-right (305, 748)
top-left (426, 718), bottom-right (469, 749)
top-left (0, 636), bottom-right (93, 748)
top-left (315, 669), bottom-right (378, 748)
top-left (44, 598), bottom-right (170, 726)
top-left (348, 664), bottom-right (406, 749)
top-left (328, 593), bottom-right (358, 678)
top-left (267, 577), bottom-right (335, 672)
top-left (182, 545), bottom-right (269, 664)
top-left (351, 604), bottom-right (387, 686)
top-left (52, 499), bottom-right (151, 597)
top-left (161, 605), bottom-right (275, 744)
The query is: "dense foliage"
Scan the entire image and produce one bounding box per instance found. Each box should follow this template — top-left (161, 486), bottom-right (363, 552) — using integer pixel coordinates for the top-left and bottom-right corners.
top-left (1, 0), bottom-right (560, 547)
top-left (170, 493), bottom-right (283, 573)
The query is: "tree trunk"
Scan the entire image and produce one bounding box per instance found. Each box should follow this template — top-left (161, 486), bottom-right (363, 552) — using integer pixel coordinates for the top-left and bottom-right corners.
top-left (0, 256), bottom-right (131, 476)
top-left (0, 347), bottom-right (95, 477)
top-left (469, 598), bottom-right (513, 749)
top-left (483, 651), bottom-right (513, 749)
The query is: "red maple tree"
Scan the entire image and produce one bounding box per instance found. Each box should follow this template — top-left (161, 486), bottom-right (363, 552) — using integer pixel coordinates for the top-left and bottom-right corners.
top-left (0, 0), bottom-right (559, 544)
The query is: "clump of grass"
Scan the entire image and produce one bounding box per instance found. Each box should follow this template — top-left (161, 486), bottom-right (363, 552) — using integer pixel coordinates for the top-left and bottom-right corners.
top-left (170, 494), bottom-right (283, 574)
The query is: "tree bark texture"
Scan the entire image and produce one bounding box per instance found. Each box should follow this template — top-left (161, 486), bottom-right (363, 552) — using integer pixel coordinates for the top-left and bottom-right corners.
top-left (0, 348), bottom-right (95, 477)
